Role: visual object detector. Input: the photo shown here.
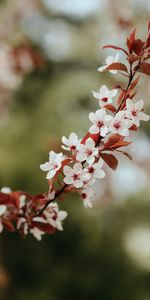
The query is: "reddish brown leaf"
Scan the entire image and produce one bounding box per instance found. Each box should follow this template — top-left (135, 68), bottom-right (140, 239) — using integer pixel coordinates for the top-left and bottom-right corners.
top-left (100, 153), bottom-right (118, 170)
top-left (126, 29), bottom-right (136, 53)
top-left (3, 219), bottom-right (15, 232)
top-left (128, 54), bottom-right (141, 64)
top-left (105, 63), bottom-right (128, 73)
top-left (32, 222), bottom-right (56, 234)
top-left (103, 104), bottom-right (116, 113)
top-left (148, 20), bottom-right (150, 32)
top-left (104, 134), bottom-right (123, 149)
top-left (146, 33), bottom-right (150, 48)
top-left (139, 62), bottom-right (150, 76)
top-left (132, 39), bottom-right (144, 55)
top-left (117, 90), bottom-right (125, 106)
top-left (81, 132), bottom-right (100, 144)
top-left (103, 45), bottom-right (128, 55)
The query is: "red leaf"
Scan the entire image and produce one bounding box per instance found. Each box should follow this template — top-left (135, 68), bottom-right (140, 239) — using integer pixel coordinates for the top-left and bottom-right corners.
top-left (100, 153), bottom-right (118, 170)
top-left (146, 33), bottom-right (150, 48)
top-left (105, 63), bottom-right (128, 73)
top-left (103, 45), bottom-right (128, 55)
top-left (104, 134), bottom-right (123, 149)
top-left (139, 62), bottom-right (150, 76)
top-left (81, 132), bottom-right (100, 144)
top-left (132, 39), bottom-right (144, 55)
top-left (3, 219), bottom-right (15, 232)
top-left (148, 20), bottom-right (150, 32)
top-left (103, 104), bottom-right (116, 113)
top-left (126, 29), bottom-right (136, 53)
top-left (128, 54), bottom-right (141, 64)
top-left (32, 222), bottom-right (56, 234)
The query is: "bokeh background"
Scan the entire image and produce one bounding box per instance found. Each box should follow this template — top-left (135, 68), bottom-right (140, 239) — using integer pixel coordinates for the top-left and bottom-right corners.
top-left (0, 0), bottom-right (150, 299)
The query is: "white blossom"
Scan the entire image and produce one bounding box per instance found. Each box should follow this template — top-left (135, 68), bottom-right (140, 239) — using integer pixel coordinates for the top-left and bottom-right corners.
top-left (44, 202), bottom-right (68, 231)
top-left (76, 138), bottom-right (98, 164)
top-left (63, 163), bottom-right (91, 188)
top-left (80, 188), bottom-right (95, 208)
top-left (40, 151), bottom-right (65, 179)
top-left (98, 53), bottom-right (119, 74)
top-left (109, 111), bottom-right (131, 136)
top-left (125, 99), bottom-right (150, 127)
top-left (85, 159), bottom-right (106, 185)
top-left (62, 132), bottom-right (81, 152)
top-left (89, 109), bottom-right (112, 137)
top-left (92, 85), bottom-right (118, 108)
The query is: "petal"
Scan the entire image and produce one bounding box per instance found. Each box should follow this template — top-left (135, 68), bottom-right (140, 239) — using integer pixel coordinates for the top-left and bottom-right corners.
top-left (62, 136), bottom-right (69, 146)
top-left (85, 138), bottom-right (95, 149)
top-left (58, 211), bottom-right (68, 221)
top-left (76, 152), bottom-right (86, 162)
top-left (0, 205), bottom-right (6, 216)
top-left (106, 56), bottom-right (113, 65)
top-left (89, 125), bottom-right (99, 134)
top-left (86, 156), bottom-right (95, 165)
top-left (0, 222), bottom-right (3, 233)
top-left (1, 187), bottom-right (11, 194)
top-left (98, 65), bottom-right (106, 72)
top-left (74, 163), bottom-right (82, 173)
top-left (100, 85), bottom-right (108, 97)
top-left (46, 169), bottom-right (56, 179)
top-left (63, 176), bottom-right (74, 185)
top-left (118, 127), bottom-right (129, 136)
top-left (138, 112), bottom-right (150, 121)
top-left (63, 165), bottom-right (73, 176)
top-left (40, 162), bottom-right (51, 172)
top-left (135, 100), bottom-right (144, 111)
top-left (100, 126), bottom-right (109, 137)
top-left (69, 132), bottom-right (78, 142)
top-left (92, 90), bottom-right (100, 99)
top-left (110, 70), bottom-right (118, 75)
top-left (110, 88), bottom-right (118, 98)
top-left (89, 112), bottom-right (96, 123)
top-left (74, 180), bottom-right (83, 188)
top-left (126, 99), bottom-right (134, 111)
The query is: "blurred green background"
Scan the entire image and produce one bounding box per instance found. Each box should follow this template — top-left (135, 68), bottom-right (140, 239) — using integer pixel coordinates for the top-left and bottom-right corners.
top-left (0, 0), bottom-right (150, 299)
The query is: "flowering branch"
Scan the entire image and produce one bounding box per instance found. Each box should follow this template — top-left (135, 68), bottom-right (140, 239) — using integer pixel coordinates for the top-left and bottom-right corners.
top-left (0, 22), bottom-right (150, 241)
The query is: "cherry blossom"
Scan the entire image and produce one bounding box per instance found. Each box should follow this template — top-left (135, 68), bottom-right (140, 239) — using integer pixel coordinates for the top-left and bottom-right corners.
top-left (109, 111), bottom-right (132, 136)
top-left (125, 99), bottom-right (150, 127)
top-left (63, 163), bottom-right (91, 188)
top-left (76, 138), bottom-right (98, 164)
top-left (80, 188), bottom-right (95, 208)
top-left (40, 151), bottom-right (65, 179)
top-left (85, 159), bottom-right (106, 185)
top-left (89, 109), bottom-right (112, 136)
top-left (62, 132), bottom-right (81, 152)
top-left (43, 202), bottom-right (68, 231)
top-left (98, 53), bottom-right (119, 74)
top-left (0, 205), bottom-right (7, 233)
top-left (92, 85), bottom-right (118, 108)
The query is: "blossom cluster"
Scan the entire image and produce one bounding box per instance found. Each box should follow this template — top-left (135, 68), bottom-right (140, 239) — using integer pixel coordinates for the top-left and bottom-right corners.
top-left (0, 23), bottom-right (150, 240)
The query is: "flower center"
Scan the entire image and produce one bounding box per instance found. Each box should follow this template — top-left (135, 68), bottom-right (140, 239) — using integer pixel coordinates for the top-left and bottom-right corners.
top-left (114, 121), bottom-right (121, 129)
top-left (73, 174), bottom-right (79, 181)
top-left (101, 97), bottom-right (108, 103)
top-left (81, 193), bottom-right (87, 199)
top-left (97, 121), bottom-right (104, 128)
top-left (88, 166), bottom-right (94, 173)
top-left (132, 110), bottom-right (137, 117)
top-left (70, 145), bottom-right (76, 151)
top-left (53, 164), bottom-right (58, 169)
top-left (87, 149), bottom-right (92, 156)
